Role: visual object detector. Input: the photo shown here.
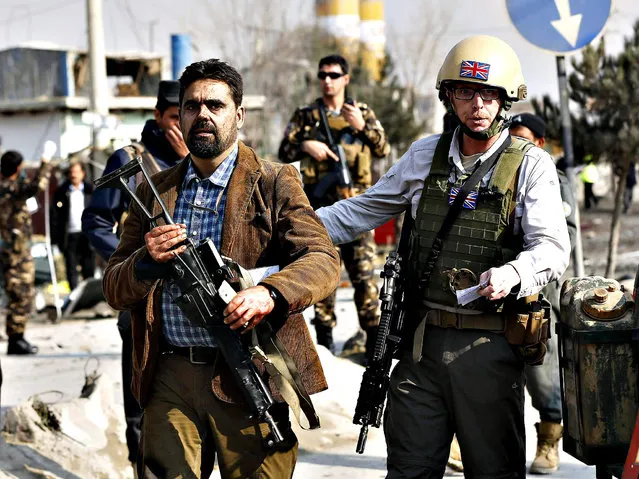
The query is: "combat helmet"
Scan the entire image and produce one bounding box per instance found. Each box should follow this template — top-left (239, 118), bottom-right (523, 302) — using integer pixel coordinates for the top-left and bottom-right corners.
top-left (436, 35), bottom-right (527, 139)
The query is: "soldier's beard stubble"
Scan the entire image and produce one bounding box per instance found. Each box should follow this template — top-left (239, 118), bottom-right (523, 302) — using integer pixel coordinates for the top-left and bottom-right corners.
top-left (186, 119), bottom-right (237, 159)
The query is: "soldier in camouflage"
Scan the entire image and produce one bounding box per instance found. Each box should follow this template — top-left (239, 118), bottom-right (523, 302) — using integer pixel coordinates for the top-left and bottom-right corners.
top-left (279, 54), bottom-right (390, 357)
top-left (0, 148), bottom-right (53, 355)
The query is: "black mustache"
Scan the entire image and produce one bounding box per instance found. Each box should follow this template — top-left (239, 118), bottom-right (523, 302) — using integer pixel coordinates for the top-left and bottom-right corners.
top-left (192, 120), bottom-right (216, 133)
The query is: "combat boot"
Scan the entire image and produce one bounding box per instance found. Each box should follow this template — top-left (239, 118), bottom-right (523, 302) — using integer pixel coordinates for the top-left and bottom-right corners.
top-left (7, 333), bottom-right (39, 355)
top-left (315, 324), bottom-right (335, 355)
top-left (529, 421), bottom-right (563, 474)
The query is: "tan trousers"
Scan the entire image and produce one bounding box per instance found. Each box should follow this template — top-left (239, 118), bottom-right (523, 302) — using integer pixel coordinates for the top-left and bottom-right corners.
top-left (142, 354), bottom-right (298, 479)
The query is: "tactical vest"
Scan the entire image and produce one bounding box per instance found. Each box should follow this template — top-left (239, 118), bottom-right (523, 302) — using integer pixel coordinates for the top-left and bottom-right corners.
top-left (408, 133), bottom-right (533, 312)
top-left (299, 101), bottom-right (373, 188)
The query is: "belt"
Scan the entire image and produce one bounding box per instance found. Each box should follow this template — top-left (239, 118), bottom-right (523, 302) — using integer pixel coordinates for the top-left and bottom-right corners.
top-left (424, 309), bottom-right (505, 332)
top-left (161, 343), bottom-right (218, 365)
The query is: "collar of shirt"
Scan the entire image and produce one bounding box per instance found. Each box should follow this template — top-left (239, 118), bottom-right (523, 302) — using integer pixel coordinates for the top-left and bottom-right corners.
top-left (448, 127), bottom-right (510, 184)
top-left (69, 182), bottom-right (84, 192)
top-left (181, 144), bottom-right (239, 190)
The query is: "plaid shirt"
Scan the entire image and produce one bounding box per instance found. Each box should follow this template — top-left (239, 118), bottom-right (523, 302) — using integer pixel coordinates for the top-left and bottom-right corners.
top-left (162, 146), bottom-right (238, 347)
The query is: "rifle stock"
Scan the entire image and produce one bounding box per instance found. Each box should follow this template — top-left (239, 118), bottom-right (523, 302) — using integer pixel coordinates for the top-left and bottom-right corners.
top-left (353, 252), bottom-right (405, 453)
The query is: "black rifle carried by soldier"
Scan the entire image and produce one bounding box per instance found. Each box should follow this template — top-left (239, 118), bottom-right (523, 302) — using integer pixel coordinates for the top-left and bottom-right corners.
top-left (353, 250), bottom-right (406, 453)
top-left (95, 156), bottom-right (286, 447)
top-left (312, 100), bottom-right (354, 199)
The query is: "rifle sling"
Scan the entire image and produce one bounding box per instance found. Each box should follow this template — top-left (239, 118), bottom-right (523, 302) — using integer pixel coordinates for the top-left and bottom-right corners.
top-left (232, 264), bottom-right (320, 430)
top-left (419, 135), bottom-right (512, 288)
top-left (317, 99), bottom-right (337, 148)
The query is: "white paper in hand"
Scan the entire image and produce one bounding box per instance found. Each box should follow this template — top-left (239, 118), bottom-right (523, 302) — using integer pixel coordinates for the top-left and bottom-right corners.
top-left (456, 281), bottom-right (488, 306)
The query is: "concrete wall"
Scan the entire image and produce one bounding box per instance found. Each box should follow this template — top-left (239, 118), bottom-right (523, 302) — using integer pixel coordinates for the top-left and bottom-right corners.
top-left (0, 110), bottom-right (154, 163)
top-left (0, 112), bottom-right (64, 162)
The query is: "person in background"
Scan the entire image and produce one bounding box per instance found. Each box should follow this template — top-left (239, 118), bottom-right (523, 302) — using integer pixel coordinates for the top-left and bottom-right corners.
top-left (279, 54), bottom-right (390, 359)
top-left (510, 113), bottom-right (576, 474)
top-left (624, 162), bottom-right (636, 214)
top-left (51, 161), bottom-right (95, 291)
top-left (81, 80), bottom-right (187, 470)
top-left (0, 142), bottom-right (55, 354)
top-left (581, 154), bottom-right (599, 210)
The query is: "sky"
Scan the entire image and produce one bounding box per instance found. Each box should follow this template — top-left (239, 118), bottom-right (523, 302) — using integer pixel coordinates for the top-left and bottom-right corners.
top-left (1, 0), bottom-right (639, 104)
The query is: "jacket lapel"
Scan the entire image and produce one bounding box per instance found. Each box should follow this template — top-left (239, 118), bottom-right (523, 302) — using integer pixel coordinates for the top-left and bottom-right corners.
top-left (221, 142), bottom-right (261, 256)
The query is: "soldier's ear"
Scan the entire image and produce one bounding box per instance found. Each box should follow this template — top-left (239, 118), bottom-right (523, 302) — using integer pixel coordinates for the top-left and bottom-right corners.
top-left (344, 74), bottom-right (350, 86)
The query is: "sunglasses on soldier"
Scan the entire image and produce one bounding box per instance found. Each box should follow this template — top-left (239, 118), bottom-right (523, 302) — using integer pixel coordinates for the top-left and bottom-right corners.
top-left (317, 71), bottom-right (345, 80)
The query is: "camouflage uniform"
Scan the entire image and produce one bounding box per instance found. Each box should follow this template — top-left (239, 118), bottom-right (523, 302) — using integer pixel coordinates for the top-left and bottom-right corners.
top-left (279, 99), bottom-right (389, 331)
top-left (0, 162), bottom-right (52, 336)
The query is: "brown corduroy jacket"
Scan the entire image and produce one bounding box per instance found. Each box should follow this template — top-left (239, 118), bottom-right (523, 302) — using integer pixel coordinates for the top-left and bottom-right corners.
top-left (103, 141), bottom-right (341, 407)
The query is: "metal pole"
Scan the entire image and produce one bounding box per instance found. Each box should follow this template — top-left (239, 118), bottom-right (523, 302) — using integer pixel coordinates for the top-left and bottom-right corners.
top-left (556, 55), bottom-right (585, 277)
top-left (87, 0), bottom-right (108, 180)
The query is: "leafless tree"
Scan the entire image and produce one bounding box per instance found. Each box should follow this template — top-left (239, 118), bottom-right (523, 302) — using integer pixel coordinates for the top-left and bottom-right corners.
top-left (385, 1), bottom-right (458, 94)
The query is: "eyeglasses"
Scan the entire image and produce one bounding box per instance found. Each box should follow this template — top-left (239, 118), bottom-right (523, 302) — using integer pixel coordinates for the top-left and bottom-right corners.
top-left (452, 87), bottom-right (501, 101)
top-left (317, 71), bottom-right (345, 80)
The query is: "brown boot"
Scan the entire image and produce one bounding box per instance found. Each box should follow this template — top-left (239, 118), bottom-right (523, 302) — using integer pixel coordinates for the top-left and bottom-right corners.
top-left (529, 421), bottom-right (562, 474)
top-left (447, 435), bottom-right (463, 472)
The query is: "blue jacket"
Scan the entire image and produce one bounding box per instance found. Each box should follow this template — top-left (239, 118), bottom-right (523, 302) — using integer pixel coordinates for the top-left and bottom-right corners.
top-left (82, 120), bottom-right (183, 260)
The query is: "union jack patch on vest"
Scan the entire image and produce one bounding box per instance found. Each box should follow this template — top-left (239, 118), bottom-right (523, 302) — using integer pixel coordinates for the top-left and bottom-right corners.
top-left (449, 187), bottom-right (478, 209)
top-left (459, 60), bottom-right (490, 81)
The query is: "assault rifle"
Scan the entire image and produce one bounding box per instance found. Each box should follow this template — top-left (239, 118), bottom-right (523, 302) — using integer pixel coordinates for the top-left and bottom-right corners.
top-left (95, 156), bottom-right (285, 446)
top-left (353, 251), bottom-right (405, 453)
top-left (312, 101), bottom-right (354, 199)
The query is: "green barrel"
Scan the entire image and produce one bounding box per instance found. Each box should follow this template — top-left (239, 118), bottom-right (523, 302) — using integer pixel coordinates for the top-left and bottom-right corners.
top-left (558, 275), bottom-right (638, 466)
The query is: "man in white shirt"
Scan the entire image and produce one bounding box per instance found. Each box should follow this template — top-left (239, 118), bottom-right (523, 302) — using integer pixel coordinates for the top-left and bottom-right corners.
top-left (51, 161), bottom-right (95, 291)
top-left (317, 35), bottom-right (570, 478)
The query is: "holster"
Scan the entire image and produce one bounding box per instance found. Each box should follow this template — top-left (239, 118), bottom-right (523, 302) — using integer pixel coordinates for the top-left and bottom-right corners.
top-left (503, 293), bottom-right (551, 365)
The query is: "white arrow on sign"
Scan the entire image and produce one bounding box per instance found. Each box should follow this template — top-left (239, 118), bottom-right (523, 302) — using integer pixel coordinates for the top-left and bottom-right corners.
top-left (551, 0), bottom-right (582, 47)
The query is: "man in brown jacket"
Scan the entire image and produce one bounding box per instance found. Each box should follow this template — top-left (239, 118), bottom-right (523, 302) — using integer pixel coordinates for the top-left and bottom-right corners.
top-left (103, 59), bottom-right (341, 479)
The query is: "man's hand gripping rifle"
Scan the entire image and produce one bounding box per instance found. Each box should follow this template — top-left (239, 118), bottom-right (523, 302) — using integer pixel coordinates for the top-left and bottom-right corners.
top-left (95, 156), bottom-right (285, 447)
top-left (353, 251), bottom-right (405, 454)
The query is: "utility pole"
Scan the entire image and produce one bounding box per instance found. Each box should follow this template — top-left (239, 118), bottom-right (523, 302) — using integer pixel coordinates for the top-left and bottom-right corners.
top-left (87, 0), bottom-right (108, 180)
top-left (557, 55), bottom-right (585, 277)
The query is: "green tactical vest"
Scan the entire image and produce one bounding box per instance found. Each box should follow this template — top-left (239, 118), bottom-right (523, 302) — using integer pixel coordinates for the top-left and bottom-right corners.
top-left (408, 132), bottom-right (534, 312)
top-left (299, 101), bottom-right (373, 188)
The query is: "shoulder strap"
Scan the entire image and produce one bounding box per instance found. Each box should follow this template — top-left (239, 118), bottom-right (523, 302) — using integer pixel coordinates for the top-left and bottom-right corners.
top-left (419, 136), bottom-right (512, 289)
top-left (430, 132), bottom-right (455, 177)
top-left (488, 136), bottom-right (533, 194)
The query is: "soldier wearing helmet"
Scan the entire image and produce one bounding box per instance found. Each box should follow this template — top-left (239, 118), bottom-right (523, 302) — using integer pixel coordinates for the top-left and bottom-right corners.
top-left (317, 35), bottom-right (570, 477)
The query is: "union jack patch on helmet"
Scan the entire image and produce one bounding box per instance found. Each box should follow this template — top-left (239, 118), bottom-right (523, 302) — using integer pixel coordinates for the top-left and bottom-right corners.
top-left (459, 60), bottom-right (490, 81)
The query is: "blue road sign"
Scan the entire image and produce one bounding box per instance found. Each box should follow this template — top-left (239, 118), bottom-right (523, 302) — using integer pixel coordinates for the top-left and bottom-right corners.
top-left (506, 0), bottom-right (612, 54)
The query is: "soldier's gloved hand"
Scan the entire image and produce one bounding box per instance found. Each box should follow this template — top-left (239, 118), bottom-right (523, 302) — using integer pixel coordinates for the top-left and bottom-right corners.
top-left (478, 265), bottom-right (521, 301)
top-left (223, 285), bottom-right (275, 334)
top-left (342, 102), bottom-right (365, 131)
top-left (302, 140), bottom-right (339, 162)
top-left (144, 223), bottom-right (188, 263)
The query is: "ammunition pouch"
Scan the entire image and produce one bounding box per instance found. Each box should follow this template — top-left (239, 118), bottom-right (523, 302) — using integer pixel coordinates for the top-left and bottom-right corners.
top-left (503, 294), bottom-right (551, 365)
